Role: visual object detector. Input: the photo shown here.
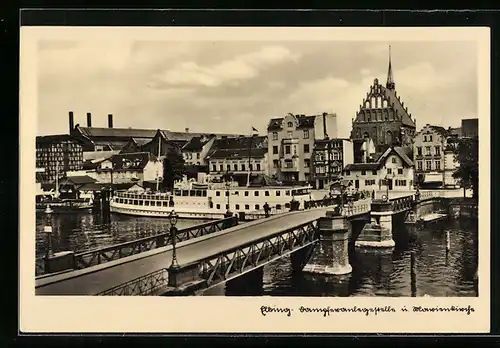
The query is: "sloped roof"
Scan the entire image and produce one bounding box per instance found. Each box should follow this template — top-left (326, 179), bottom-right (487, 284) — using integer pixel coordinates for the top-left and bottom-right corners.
top-left (346, 146), bottom-right (413, 171)
top-left (60, 175), bottom-right (97, 186)
top-left (344, 163), bottom-right (381, 171)
top-left (267, 114), bottom-right (317, 131)
top-left (378, 146), bottom-right (414, 167)
top-left (36, 134), bottom-right (85, 145)
top-left (208, 148), bottom-right (267, 160)
top-left (380, 86), bottom-right (416, 128)
top-left (210, 135), bottom-right (267, 152)
top-left (111, 152), bottom-right (158, 170)
top-left (76, 127), bottom-right (157, 139)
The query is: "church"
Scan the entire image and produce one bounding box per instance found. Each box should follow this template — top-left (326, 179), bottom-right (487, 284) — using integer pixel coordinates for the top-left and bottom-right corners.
top-left (350, 46), bottom-right (417, 154)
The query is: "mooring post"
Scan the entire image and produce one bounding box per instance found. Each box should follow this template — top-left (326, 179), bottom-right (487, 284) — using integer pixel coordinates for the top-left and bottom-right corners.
top-left (302, 214), bottom-right (352, 276)
top-left (446, 230), bottom-right (450, 252)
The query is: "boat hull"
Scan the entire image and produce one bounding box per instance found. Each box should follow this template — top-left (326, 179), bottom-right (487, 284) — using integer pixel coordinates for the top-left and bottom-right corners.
top-left (110, 204), bottom-right (226, 220)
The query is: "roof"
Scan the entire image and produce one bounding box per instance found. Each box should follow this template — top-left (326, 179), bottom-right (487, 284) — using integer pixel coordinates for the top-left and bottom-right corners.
top-left (267, 114), bottom-right (317, 131)
top-left (210, 135), bottom-right (267, 151)
top-left (59, 175), bottom-right (97, 186)
top-left (378, 146), bottom-right (414, 167)
top-left (111, 152), bottom-right (158, 170)
top-left (36, 134), bottom-right (84, 145)
top-left (415, 124), bottom-right (450, 138)
top-left (182, 135), bottom-right (214, 151)
top-left (344, 163), bottom-right (381, 171)
top-left (346, 146), bottom-right (413, 171)
top-left (381, 86), bottom-right (416, 128)
top-left (208, 148), bottom-right (267, 160)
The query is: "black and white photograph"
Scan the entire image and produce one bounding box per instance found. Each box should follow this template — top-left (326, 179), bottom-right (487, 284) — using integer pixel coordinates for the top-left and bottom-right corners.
top-left (21, 25), bottom-right (490, 333)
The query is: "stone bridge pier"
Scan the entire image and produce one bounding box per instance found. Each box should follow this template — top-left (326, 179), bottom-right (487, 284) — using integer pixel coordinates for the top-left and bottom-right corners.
top-left (355, 200), bottom-right (395, 249)
top-left (302, 213), bottom-right (352, 276)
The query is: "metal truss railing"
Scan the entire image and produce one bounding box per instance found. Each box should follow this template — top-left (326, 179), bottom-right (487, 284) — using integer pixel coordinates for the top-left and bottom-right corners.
top-left (96, 268), bottom-right (168, 296)
top-left (74, 216), bottom-right (237, 269)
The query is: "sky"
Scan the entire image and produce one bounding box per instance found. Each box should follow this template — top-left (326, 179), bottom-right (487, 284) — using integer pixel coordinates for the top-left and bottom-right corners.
top-left (36, 39), bottom-right (478, 137)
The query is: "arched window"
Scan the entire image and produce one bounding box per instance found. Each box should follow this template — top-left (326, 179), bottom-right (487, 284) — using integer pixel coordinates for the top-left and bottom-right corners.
top-left (371, 97), bottom-right (376, 108)
top-left (386, 131), bottom-right (393, 145)
top-left (383, 99), bottom-right (388, 108)
top-left (363, 131), bottom-right (370, 139)
top-left (377, 96), bottom-right (382, 108)
top-left (365, 101), bottom-right (370, 108)
top-left (287, 121), bottom-right (293, 128)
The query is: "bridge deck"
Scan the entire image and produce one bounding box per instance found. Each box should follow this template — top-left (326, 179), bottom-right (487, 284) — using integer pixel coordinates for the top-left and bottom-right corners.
top-left (36, 208), bottom-right (331, 296)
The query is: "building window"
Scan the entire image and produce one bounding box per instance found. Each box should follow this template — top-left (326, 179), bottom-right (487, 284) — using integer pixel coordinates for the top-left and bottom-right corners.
top-left (361, 170), bottom-right (366, 175)
top-left (287, 131), bottom-right (293, 138)
top-left (241, 164), bottom-right (246, 171)
top-left (244, 191), bottom-right (249, 196)
top-left (365, 179), bottom-right (376, 186)
top-left (216, 204), bottom-right (221, 209)
top-left (304, 159), bottom-right (310, 168)
top-left (249, 164), bottom-right (253, 171)
top-left (235, 204), bottom-right (240, 210)
top-left (392, 157), bottom-right (397, 163)
top-left (234, 164), bottom-right (238, 171)
top-left (265, 191), bottom-right (270, 196)
top-left (197, 153), bottom-right (200, 159)
top-left (245, 204), bottom-right (249, 210)
top-left (387, 168), bottom-right (392, 174)
top-left (425, 146), bottom-right (432, 156)
top-left (426, 161), bottom-right (432, 170)
top-left (284, 160), bottom-right (293, 168)
top-left (276, 191), bottom-right (281, 196)
top-left (303, 130), bottom-right (309, 139)
top-left (345, 170), bottom-right (350, 176)
top-left (272, 132), bottom-right (278, 141)
top-left (435, 160), bottom-right (441, 170)
top-left (255, 204), bottom-right (260, 210)
top-left (273, 160), bottom-right (279, 168)
top-left (417, 146), bottom-right (422, 156)
top-left (256, 163), bottom-right (261, 171)
top-left (219, 165), bottom-right (223, 172)
top-left (273, 145), bottom-right (278, 154)
top-left (216, 191), bottom-right (221, 196)
top-left (372, 170), bottom-right (377, 175)
top-left (429, 135), bottom-right (433, 142)
top-left (303, 144), bottom-right (310, 153)
top-left (254, 191), bottom-right (259, 196)
top-left (287, 121), bottom-right (293, 128)
top-left (435, 146), bottom-right (441, 156)
top-left (398, 168), bottom-right (403, 175)
top-left (417, 161), bottom-right (422, 170)
top-left (227, 164), bottom-right (231, 171)
top-left (285, 145), bottom-right (291, 154)
top-left (423, 135), bottom-right (427, 142)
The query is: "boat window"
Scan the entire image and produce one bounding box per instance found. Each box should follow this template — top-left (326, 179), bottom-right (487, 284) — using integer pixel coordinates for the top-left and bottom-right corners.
top-left (202, 191), bottom-right (207, 197)
top-left (216, 204), bottom-right (221, 209)
top-left (189, 190), bottom-right (196, 197)
top-left (196, 190), bottom-right (202, 197)
top-left (245, 191), bottom-right (249, 196)
top-left (235, 204), bottom-right (240, 210)
top-left (285, 190), bottom-right (290, 196)
top-left (285, 203), bottom-right (290, 208)
top-left (156, 201), bottom-right (161, 207)
top-left (255, 204), bottom-right (260, 210)
top-left (265, 191), bottom-right (270, 196)
top-left (276, 191), bottom-right (281, 196)
top-left (133, 200), bottom-right (138, 205)
top-left (182, 190), bottom-right (189, 197)
top-left (139, 200), bottom-right (144, 206)
top-left (216, 191), bottom-right (221, 196)
top-left (254, 191), bottom-right (259, 196)
top-left (245, 204), bottom-right (249, 210)
top-left (174, 190), bottom-right (181, 196)
top-left (163, 201), bottom-right (168, 207)
top-left (145, 201), bottom-right (150, 206)
top-left (276, 204), bottom-right (282, 210)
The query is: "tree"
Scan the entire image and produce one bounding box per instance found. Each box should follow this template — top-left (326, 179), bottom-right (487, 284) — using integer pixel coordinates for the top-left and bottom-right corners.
top-left (451, 137), bottom-right (479, 199)
top-left (162, 148), bottom-right (187, 190)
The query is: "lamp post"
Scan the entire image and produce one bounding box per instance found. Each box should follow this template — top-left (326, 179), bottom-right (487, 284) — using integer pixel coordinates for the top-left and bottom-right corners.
top-left (225, 170), bottom-right (232, 214)
top-left (168, 210), bottom-right (179, 269)
top-left (43, 205), bottom-right (53, 273)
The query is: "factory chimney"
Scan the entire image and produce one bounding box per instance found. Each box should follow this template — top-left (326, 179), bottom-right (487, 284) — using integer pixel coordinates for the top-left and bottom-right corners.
top-left (322, 112), bottom-right (329, 140)
top-left (68, 111), bottom-right (74, 134)
top-left (108, 114), bottom-right (113, 128)
top-left (86, 112), bottom-right (92, 127)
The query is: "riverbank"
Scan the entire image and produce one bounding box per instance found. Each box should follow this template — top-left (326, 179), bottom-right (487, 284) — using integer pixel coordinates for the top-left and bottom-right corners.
top-left (449, 198), bottom-right (478, 218)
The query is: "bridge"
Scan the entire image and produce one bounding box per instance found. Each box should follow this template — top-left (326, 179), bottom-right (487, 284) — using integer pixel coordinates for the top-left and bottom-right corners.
top-left (35, 189), bottom-right (461, 296)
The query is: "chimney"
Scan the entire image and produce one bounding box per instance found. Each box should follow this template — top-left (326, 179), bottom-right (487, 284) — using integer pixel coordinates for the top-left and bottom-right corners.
top-left (322, 112), bottom-right (329, 140)
top-left (68, 111), bottom-right (74, 133)
top-left (87, 112), bottom-right (92, 127)
top-left (185, 127), bottom-right (189, 133)
top-left (108, 114), bottom-right (113, 128)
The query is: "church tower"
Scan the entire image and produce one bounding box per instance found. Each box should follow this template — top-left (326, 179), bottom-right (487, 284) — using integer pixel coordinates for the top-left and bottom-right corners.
top-left (350, 45), bottom-right (417, 154)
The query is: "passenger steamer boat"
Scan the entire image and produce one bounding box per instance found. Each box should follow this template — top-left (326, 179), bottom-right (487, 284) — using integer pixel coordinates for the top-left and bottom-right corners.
top-left (110, 179), bottom-right (312, 220)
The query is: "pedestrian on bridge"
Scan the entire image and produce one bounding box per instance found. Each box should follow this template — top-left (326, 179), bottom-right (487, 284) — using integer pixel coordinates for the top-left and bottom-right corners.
top-left (263, 202), bottom-right (270, 218)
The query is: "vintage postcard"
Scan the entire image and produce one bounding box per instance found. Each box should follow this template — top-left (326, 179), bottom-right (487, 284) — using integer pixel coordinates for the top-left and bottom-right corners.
top-left (20, 26), bottom-right (490, 333)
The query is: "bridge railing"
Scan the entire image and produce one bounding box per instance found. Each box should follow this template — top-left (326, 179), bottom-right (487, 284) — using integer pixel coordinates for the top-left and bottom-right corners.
top-left (342, 199), bottom-right (372, 217)
top-left (96, 268), bottom-right (169, 296)
top-left (73, 216), bottom-right (237, 270)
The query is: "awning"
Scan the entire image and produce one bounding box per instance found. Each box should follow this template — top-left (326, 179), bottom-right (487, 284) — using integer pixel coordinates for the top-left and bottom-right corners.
top-left (423, 173), bottom-right (443, 183)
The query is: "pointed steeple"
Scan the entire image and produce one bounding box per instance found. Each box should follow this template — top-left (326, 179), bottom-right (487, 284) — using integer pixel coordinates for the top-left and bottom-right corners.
top-left (386, 45), bottom-right (395, 90)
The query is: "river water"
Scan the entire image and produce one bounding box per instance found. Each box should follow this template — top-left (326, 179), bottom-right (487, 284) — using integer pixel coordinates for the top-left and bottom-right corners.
top-left (35, 213), bottom-right (478, 297)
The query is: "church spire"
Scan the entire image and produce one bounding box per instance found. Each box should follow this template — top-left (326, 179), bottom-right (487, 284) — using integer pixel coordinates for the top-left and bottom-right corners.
top-left (386, 45), bottom-right (395, 90)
